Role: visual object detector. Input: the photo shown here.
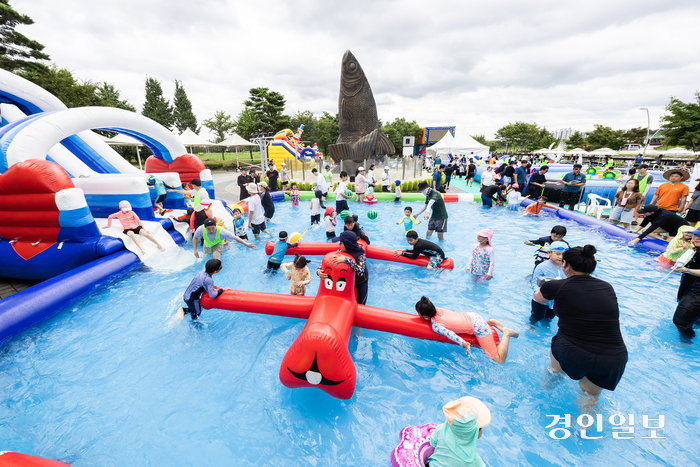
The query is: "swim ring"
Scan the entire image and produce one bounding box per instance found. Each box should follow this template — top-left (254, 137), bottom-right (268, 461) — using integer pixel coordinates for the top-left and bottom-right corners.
top-left (363, 194), bottom-right (378, 204)
top-left (391, 423), bottom-right (437, 467)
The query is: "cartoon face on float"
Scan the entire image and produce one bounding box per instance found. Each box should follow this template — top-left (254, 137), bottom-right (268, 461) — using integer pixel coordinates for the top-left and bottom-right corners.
top-left (317, 252), bottom-right (356, 301)
top-left (278, 252), bottom-right (358, 399)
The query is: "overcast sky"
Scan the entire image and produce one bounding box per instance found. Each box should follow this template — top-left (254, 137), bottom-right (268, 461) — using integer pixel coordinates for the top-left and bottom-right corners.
top-left (17, 0), bottom-right (700, 140)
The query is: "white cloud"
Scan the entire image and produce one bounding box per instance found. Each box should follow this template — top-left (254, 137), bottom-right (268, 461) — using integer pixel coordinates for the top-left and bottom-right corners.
top-left (16, 0), bottom-right (700, 139)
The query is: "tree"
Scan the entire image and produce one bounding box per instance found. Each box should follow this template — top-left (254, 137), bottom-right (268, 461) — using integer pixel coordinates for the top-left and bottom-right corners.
top-left (243, 87), bottom-right (288, 134)
top-left (495, 121), bottom-right (554, 152)
top-left (96, 82), bottom-right (135, 111)
top-left (315, 112), bottom-right (339, 155)
top-left (624, 127), bottom-right (647, 148)
top-left (19, 66), bottom-right (100, 108)
top-left (660, 94), bottom-right (700, 152)
top-left (142, 77), bottom-right (173, 129)
top-left (472, 134), bottom-right (499, 152)
top-left (203, 110), bottom-right (235, 159)
top-left (289, 110), bottom-right (317, 146)
top-left (586, 124), bottom-right (626, 150)
top-left (380, 117), bottom-right (423, 154)
top-left (565, 131), bottom-right (587, 150)
top-left (172, 79), bottom-right (198, 134)
top-left (0, 0), bottom-right (50, 73)
top-left (235, 107), bottom-right (263, 141)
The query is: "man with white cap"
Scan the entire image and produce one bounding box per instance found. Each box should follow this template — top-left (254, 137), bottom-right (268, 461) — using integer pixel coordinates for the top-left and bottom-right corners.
top-left (381, 166), bottom-right (391, 192)
top-left (428, 396), bottom-right (491, 467)
top-left (246, 184), bottom-right (272, 239)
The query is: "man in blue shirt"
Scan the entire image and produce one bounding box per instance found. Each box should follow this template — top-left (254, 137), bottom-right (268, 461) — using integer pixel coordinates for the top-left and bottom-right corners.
top-left (514, 160), bottom-right (528, 194)
top-left (432, 164), bottom-right (445, 192)
top-left (559, 164), bottom-right (587, 210)
top-left (634, 154), bottom-right (644, 167)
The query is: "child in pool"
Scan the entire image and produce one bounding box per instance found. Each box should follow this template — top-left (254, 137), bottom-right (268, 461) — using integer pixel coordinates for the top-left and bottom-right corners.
top-left (396, 206), bottom-right (421, 234)
top-left (466, 229), bottom-right (495, 284)
top-left (524, 196), bottom-right (547, 216)
top-left (323, 206), bottom-right (337, 240)
top-left (428, 396), bottom-right (491, 467)
top-left (267, 231), bottom-right (299, 271)
top-left (524, 225), bottom-right (569, 268)
top-left (657, 225), bottom-right (694, 267)
top-left (103, 200), bottom-right (164, 255)
top-left (530, 241), bottom-right (567, 322)
top-left (290, 182), bottom-right (300, 207)
top-left (281, 254), bottom-right (312, 296)
top-left (394, 180), bottom-right (402, 201)
top-left (177, 259), bottom-right (225, 320)
top-left (506, 186), bottom-right (521, 210)
top-left (415, 296), bottom-right (518, 363)
top-left (232, 207), bottom-right (248, 240)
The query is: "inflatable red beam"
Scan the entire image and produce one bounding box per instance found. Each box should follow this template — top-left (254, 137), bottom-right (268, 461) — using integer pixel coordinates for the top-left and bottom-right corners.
top-left (264, 240), bottom-right (455, 270)
top-left (0, 451), bottom-right (71, 466)
top-left (201, 252), bottom-right (496, 399)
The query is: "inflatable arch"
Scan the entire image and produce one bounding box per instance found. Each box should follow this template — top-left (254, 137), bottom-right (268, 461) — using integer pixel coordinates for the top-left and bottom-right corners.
top-left (0, 107), bottom-right (187, 173)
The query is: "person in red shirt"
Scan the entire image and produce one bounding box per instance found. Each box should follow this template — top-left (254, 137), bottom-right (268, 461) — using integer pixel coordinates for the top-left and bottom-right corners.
top-left (103, 200), bottom-right (164, 255)
top-left (651, 169), bottom-right (689, 213)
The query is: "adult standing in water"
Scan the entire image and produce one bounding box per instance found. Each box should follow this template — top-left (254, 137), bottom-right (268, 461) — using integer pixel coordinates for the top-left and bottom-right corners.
top-left (672, 227), bottom-right (700, 337)
top-left (534, 245), bottom-right (628, 397)
top-left (414, 181), bottom-right (449, 240)
top-left (558, 164), bottom-right (587, 210)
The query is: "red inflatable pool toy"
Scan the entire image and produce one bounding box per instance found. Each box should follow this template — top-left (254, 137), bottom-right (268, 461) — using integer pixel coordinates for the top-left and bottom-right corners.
top-left (0, 452), bottom-right (70, 466)
top-left (363, 194), bottom-right (378, 204)
top-left (201, 252), bottom-right (496, 399)
top-left (264, 241), bottom-right (455, 270)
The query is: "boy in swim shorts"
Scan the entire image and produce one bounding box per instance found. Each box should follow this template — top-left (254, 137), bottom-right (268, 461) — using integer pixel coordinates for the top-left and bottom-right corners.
top-left (394, 230), bottom-right (445, 270)
top-left (524, 225), bottom-right (569, 268)
top-left (396, 206), bottom-right (421, 234)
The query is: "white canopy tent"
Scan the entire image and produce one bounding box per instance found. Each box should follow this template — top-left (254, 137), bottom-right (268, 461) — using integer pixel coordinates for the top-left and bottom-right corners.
top-left (589, 147), bottom-right (619, 155)
top-left (566, 147), bottom-right (588, 154)
top-left (218, 132), bottom-right (258, 166)
top-left (425, 132), bottom-right (455, 155)
top-left (179, 128), bottom-right (220, 153)
top-left (429, 131), bottom-right (489, 159)
top-left (661, 147), bottom-right (695, 156)
top-left (106, 133), bottom-right (145, 169)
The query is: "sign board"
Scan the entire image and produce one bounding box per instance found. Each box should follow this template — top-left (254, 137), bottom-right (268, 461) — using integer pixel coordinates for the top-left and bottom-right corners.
top-left (403, 136), bottom-right (415, 147)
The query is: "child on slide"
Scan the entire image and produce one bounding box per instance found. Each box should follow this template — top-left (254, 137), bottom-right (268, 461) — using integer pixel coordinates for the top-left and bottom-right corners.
top-left (466, 229), bottom-right (494, 284)
top-left (524, 196), bottom-right (547, 216)
top-left (415, 296), bottom-right (519, 363)
top-left (103, 200), bottom-right (164, 255)
top-left (177, 259), bottom-right (226, 320)
top-left (281, 254), bottom-right (312, 296)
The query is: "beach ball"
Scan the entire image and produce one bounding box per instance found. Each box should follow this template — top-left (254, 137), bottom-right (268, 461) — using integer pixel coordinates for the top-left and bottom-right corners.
top-left (367, 210), bottom-right (378, 220)
top-left (289, 232), bottom-right (303, 243)
top-left (344, 189), bottom-right (353, 197)
top-left (339, 210), bottom-right (350, 218)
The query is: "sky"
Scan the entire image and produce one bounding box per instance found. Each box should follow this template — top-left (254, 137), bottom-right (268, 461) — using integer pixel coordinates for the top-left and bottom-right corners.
top-left (17, 0), bottom-right (700, 141)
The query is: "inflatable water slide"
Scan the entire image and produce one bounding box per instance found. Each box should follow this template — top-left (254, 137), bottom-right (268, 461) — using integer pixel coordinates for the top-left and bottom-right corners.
top-left (0, 70), bottom-right (222, 347)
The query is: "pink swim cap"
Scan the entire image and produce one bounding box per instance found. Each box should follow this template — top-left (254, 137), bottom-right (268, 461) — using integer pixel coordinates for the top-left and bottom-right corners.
top-left (119, 200), bottom-right (132, 211)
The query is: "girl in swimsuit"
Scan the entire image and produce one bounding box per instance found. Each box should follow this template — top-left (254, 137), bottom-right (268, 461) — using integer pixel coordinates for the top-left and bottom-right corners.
top-left (415, 296), bottom-right (519, 364)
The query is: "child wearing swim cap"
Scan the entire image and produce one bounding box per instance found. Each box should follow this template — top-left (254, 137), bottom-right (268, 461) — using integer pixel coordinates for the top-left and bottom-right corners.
top-left (429, 396), bottom-right (491, 467)
top-left (103, 200), bottom-right (164, 255)
top-left (324, 207), bottom-right (337, 240)
top-left (530, 241), bottom-right (567, 323)
top-left (267, 231), bottom-right (299, 271)
top-left (466, 229), bottom-right (494, 284)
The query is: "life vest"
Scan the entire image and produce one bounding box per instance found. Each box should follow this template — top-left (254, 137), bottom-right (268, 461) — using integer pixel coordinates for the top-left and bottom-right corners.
top-left (432, 307), bottom-right (473, 334)
top-left (633, 173), bottom-right (651, 193)
top-left (203, 226), bottom-right (222, 247)
top-left (193, 187), bottom-right (207, 207)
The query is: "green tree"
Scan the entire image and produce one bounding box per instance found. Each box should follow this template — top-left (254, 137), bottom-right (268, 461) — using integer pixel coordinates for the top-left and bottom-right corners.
top-left (203, 110), bottom-right (235, 159)
top-left (96, 82), bottom-right (135, 111)
top-left (19, 66), bottom-right (100, 107)
top-left (660, 94), bottom-right (700, 152)
top-left (586, 124), bottom-right (626, 150)
top-left (380, 117), bottom-right (423, 154)
top-left (172, 79), bottom-right (198, 134)
top-left (495, 122), bottom-right (552, 151)
top-left (235, 107), bottom-right (263, 140)
top-left (565, 131), bottom-right (587, 150)
top-left (243, 87), bottom-right (289, 134)
top-left (0, 0), bottom-right (50, 73)
top-left (289, 110), bottom-right (317, 145)
top-left (624, 127), bottom-right (648, 148)
top-left (315, 112), bottom-right (339, 155)
top-left (472, 134), bottom-right (499, 152)
top-left (142, 77), bottom-right (173, 129)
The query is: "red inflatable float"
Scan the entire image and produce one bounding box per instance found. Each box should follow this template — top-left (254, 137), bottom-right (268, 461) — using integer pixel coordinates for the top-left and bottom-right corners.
top-left (0, 452), bottom-right (70, 466)
top-left (201, 252), bottom-right (496, 399)
top-left (264, 240), bottom-right (455, 270)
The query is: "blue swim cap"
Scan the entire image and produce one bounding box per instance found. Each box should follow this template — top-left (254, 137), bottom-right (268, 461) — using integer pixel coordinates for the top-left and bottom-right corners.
top-left (147, 175), bottom-right (155, 183)
top-left (394, 180), bottom-right (401, 186)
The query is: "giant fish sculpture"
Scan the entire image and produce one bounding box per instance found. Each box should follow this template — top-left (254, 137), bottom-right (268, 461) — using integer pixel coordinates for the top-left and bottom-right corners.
top-left (328, 50), bottom-right (395, 162)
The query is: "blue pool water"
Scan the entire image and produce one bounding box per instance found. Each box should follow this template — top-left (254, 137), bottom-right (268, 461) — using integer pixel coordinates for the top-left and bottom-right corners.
top-left (1, 200), bottom-right (698, 466)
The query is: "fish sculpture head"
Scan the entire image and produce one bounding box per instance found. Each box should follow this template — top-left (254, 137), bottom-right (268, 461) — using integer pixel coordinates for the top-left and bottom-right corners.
top-left (340, 50), bottom-right (367, 98)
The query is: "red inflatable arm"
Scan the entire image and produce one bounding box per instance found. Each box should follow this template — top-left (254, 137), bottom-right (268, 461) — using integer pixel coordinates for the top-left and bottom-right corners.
top-left (0, 451), bottom-right (71, 466)
top-left (200, 289), bottom-right (314, 319)
top-left (264, 241), bottom-right (454, 269)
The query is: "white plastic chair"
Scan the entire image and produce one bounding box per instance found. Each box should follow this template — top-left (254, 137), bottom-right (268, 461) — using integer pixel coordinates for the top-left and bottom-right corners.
top-left (583, 194), bottom-right (612, 219)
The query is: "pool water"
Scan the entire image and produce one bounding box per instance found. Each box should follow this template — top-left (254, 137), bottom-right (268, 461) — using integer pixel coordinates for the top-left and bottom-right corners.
top-left (1, 200), bottom-right (697, 466)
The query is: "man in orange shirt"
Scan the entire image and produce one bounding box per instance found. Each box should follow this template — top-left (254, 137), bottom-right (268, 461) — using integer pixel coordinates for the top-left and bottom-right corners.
top-left (650, 169), bottom-right (689, 213)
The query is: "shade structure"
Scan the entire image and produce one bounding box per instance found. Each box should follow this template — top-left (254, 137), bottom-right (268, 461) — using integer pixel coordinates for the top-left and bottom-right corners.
top-left (425, 132), bottom-right (455, 154)
top-left (566, 147), bottom-right (588, 154)
top-left (218, 133), bottom-right (257, 147)
top-left (659, 147), bottom-right (695, 156)
top-left (589, 147), bottom-right (619, 155)
top-left (106, 133), bottom-right (144, 169)
top-left (179, 128), bottom-right (217, 147)
top-left (428, 130), bottom-right (489, 158)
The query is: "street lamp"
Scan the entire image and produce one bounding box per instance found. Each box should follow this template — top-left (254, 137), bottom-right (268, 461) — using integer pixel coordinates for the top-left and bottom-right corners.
top-left (640, 108), bottom-right (650, 157)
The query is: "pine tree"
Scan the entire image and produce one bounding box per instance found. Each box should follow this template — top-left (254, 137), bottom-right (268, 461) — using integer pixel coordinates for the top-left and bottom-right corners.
top-left (142, 77), bottom-right (173, 129)
top-left (243, 87), bottom-right (289, 134)
top-left (172, 79), bottom-right (198, 134)
top-left (0, 0), bottom-right (50, 73)
top-left (97, 82), bottom-right (135, 112)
